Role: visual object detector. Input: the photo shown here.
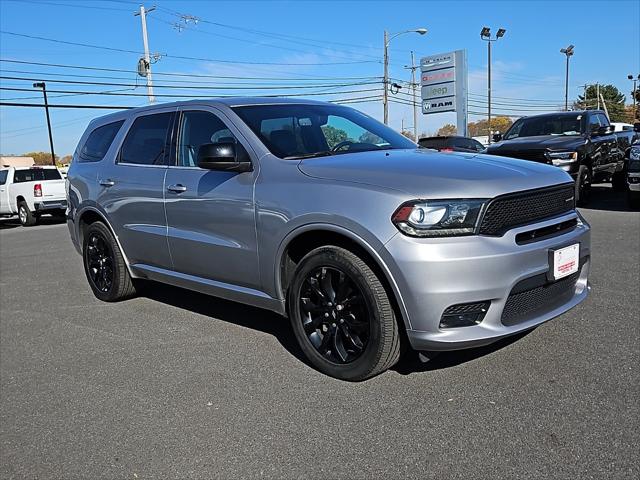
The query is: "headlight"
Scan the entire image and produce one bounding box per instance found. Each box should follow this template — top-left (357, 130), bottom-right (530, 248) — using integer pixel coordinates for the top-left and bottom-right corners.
top-left (547, 151), bottom-right (578, 166)
top-left (629, 146), bottom-right (640, 162)
top-left (392, 199), bottom-right (486, 237)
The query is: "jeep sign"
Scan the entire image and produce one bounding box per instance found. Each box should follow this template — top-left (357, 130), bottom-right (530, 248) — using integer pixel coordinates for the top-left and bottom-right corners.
top-left (420, 49), bottom-right (468, 136)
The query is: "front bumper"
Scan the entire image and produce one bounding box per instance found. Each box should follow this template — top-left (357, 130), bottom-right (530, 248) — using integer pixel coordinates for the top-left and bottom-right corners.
top-left (381, 211), bottom-right (591, 351)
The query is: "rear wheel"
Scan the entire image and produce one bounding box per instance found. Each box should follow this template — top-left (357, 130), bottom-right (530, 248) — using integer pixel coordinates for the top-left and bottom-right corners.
top-left (575, 165), bottom-right (592, 206)
top-left (17, 201), bottom-right (36, 226)
top-left (82, 222), bottom-right (136, 302)
top-left (287, 246), bottom-right (401, 381)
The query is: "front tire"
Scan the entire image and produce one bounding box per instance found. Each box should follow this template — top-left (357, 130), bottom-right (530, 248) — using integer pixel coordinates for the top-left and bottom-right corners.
top-left (17, 201), bottom-right (36, 226)
top-left (287, 246), bottom-right (401, 381)
top-left (82, 222), bottom-right (136, 302)
top-left (575, 165), bottom-right (592, 206)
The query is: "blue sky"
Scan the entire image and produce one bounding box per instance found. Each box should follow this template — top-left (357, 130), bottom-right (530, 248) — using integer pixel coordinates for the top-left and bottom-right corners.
top-left (1, 0), bottom-right (639, 155)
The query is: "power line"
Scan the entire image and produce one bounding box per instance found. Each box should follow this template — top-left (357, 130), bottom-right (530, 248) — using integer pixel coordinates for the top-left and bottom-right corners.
top-left (0, 30), bottom-right (378, 66)
top-left (0, 59), bottom-right (381, 81)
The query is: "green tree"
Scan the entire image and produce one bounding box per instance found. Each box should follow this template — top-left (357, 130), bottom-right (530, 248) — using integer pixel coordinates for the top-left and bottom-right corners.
top-left (358, 131), bottom-right (382, 144)
top-left (436, 124), bottom-right (457, 136)
top-left (321, 125), bottom-right (348, 148)
top-left (575, 84), bottom-right (626, 122)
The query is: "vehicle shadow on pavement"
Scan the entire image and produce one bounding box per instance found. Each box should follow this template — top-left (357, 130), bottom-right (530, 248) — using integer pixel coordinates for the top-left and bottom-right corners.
top-left (583, 183), bottom-right (634, 213)
top-left (138, 281), bottom-right (310, 365)
top-left (0, 216), bottom-right (65, 230)
top-left (392, 330), bottom-right (533, 376)
top-left (140, 281), bottom-right (532, 377)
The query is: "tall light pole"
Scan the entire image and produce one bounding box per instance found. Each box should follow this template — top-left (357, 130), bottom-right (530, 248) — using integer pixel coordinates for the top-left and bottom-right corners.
top-left (629, 74), bottom-right (640, 121)
top-left (134, 5), bottom-right (156, 103)
top-left (32, 82), bottom-right (56, 166)
top-left (383, 28), bottom-right (427, 125)
top-left (560, 45), bottom-right (575, 111)
top-left (480, 27), bottom-right (506, 144)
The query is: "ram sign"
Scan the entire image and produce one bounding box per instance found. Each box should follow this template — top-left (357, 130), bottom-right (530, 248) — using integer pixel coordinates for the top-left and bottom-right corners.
top-left (420, 50), bottom-right (468, 136)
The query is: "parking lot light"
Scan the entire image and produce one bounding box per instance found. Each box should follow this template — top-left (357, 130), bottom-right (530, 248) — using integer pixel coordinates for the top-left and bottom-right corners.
top-left (480, 27), bottom-right (506, 144)
top-left (561, 45), bottom-right (575, 111)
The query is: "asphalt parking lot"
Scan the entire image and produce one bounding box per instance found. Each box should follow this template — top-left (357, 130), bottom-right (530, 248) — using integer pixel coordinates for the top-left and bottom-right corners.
top-left (0, 184), bottom-right (638, 479)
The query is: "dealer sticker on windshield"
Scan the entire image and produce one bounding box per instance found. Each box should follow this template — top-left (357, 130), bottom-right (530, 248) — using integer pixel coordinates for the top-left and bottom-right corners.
top-left (552, 244), bottom-right (580, 280)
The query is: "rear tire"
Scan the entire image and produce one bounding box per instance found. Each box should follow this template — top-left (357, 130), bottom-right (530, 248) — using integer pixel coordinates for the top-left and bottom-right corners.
top-left (287, 246), bottom-right (401, 381)
top-left (82, 221), bottom-right (136, 302)
top-left (575, 165), bottom-right (592, 207)
top-left (17, 201), bottom-right (36, 226)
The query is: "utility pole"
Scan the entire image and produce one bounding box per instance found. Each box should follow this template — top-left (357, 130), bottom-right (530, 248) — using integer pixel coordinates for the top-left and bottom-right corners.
top-left (32, 82), bottom-right (56, 166)
top-left (628, 74), bottom-right (640, 121)
top-left (404, 51), bottom-right (419, 141)
top-left (596, 83), bottom-right (600, 110)
top-left (135, 5), bottom-right (156, 103)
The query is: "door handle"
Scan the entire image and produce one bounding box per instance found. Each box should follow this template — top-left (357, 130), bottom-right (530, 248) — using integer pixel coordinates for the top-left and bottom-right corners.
top-left (99, 179), bottom-right (115, 187)
top-left (167, 184), bottom-right (187, 193)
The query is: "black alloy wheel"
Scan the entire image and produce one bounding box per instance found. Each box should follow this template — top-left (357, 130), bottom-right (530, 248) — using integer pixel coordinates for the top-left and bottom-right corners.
top-left (85, 231), bottom-right (114, 294)
top-left (298, 266), bottom-right (370, 364)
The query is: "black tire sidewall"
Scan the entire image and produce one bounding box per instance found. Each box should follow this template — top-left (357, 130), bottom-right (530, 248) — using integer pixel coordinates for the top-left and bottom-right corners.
top-left (287, 247), bottom-right (387, 381)
top-left (82, 223), bottom-right (122, 301)
top-left (18, 202), bottom-right (35, 226)
top-left (576, 165), bottom-right (591, 206)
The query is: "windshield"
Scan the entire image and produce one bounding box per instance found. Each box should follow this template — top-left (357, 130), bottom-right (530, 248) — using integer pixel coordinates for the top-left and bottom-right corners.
top-left (231, 104), bottom-right (416, 159)
top-left (504, 114), bottom-right (583, 140)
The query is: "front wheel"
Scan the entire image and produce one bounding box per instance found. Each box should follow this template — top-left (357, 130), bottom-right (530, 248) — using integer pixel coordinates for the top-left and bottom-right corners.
top-left (287, 246), bottom-right (401, 381)
top-left (82, 222), bottom-right (137, 302)
top-left (575, 165), bottom-right (592, 207)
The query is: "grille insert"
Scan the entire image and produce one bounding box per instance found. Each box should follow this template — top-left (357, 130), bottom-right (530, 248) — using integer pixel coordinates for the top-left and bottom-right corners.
top-left (479, 184), bottom-right (575, 236)
top-left (501, 272), bottom-right (579, 326)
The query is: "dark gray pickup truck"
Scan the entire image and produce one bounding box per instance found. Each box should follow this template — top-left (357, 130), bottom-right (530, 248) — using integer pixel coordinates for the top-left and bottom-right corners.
top-left (487, 110), bottom-right (638, 205)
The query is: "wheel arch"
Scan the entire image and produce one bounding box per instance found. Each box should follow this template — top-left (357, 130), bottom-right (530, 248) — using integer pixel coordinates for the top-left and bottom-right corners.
top-left (276, 224), bottom-right (411, 331)
top-left (76, 206), bottom-right (136, 278)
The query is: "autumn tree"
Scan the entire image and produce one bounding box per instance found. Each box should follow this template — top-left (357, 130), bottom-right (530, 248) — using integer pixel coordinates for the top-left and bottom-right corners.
top-left (23, 151), bottom-right (59, 165)
top-left (400, 130), bottom-right (416, 141)
top-left (436, 124), bottom-right (457, 136)
top-left (467, 116), bottom-right (513, 137)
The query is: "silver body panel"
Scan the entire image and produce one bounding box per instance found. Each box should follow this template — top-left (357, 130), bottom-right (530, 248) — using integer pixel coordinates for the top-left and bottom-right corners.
top-left (67, 98), bottom-right (591, 352)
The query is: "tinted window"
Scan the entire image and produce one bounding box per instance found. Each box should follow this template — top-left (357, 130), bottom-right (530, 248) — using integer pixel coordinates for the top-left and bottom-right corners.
top-left (597, 114), bottom-right (610, 127)
top-left (79, 120), bottom-right (124, 162)
top-left (178, 111), bottom-right (237, 167)
top-left (470, 139), bottom-right (485, 151)
top-left (0, 170), bottom-right (7, 185)
top-left (418, 138), bottom-right (447, 149)
top-left (13, 168), bottom-right (62, 183)
top-left (232, 104), bottom-right (415, 159)
top-left (505, 115), bottom-right (582, 139)
top-left (588, 114), bottom-right (601, 132)
top-left (119, 113), bottom-right (172, 165)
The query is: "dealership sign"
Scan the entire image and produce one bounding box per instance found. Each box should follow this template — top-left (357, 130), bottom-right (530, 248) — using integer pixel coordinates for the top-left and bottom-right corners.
top-left (420, 50), bottom-right (468, 136)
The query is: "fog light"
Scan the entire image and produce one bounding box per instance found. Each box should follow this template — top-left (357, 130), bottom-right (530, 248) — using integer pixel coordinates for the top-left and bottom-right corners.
top-left (440, 301), bottom-right (490, 328)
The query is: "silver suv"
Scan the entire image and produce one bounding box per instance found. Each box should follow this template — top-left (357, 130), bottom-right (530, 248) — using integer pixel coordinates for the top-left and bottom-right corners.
top-left (67, 98), bottom-right (591, 381)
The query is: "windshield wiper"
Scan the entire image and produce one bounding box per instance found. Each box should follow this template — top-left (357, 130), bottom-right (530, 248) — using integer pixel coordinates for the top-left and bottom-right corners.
top-left (283, 151), bottom-right (334, 160)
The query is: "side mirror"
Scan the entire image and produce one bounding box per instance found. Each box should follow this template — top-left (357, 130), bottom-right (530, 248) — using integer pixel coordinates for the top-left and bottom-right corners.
top-left (634, 122), bottom-right (640, 132)
top-left (593, 125), bottom-right (611, 137)
top-left (492, 133), bottom-right (503, 142)
top-left (197, 143), bottom-right (252, 172)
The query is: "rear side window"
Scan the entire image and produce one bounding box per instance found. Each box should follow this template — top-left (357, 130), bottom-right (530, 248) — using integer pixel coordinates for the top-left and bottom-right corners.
top-left (418, 138), bottom-right (446, 149)
top-left (0, 170), bottom-right (7, 185)
top-left (13, 168), bottom-right (62, 183)
top-left (78, 120), bottom-right (124, 163)
top-left (119, 113), bottom-right (173, 165)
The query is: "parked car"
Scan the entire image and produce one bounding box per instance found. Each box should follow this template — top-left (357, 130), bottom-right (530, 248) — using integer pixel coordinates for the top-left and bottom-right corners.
top-left (486, 110), bottom-right (632, 205)
top-left (418, 135), bottom-right (485, 153)
top-left (66, 99), bottom-right (591, 381)
top-left (627, 142), bottom-right (640, 209)
top-left (611, 122), bottom-right (634, 132)
top-left (0, 166), bottom-right (67, 226)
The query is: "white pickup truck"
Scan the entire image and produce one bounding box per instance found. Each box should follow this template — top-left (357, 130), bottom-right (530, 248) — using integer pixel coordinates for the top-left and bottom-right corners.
top-left (0, 166), bottom-right (67, 226)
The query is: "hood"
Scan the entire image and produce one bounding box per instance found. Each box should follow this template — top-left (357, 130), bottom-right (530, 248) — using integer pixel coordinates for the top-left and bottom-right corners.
top-left (298, 148), bottom-right (572, 199)
top-left (487, 135), bottom-right (585, 153)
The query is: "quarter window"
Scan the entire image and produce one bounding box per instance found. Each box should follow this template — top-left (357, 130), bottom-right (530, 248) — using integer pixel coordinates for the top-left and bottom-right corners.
top-left (119, 113), bottom-right (172, 165)
top-left (0, 170), bottom-right (7, 185)
top-left (78, 120), bottom-right (124, 163)
top-left (178, 111), bottom-right (238, 167)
